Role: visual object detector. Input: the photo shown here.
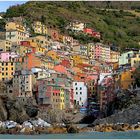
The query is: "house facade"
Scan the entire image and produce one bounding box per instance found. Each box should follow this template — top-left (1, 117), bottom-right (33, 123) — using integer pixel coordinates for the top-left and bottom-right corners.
top-left (13, 70), bottom-right (35, 102)
top-left (0, 40), bottom-right (12, 52)
top-left (73, 82), bottom-right (88, 108)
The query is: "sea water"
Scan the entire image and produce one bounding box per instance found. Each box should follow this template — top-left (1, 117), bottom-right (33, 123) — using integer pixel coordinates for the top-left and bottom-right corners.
top-left (0, 131), bottom-right (140, 139)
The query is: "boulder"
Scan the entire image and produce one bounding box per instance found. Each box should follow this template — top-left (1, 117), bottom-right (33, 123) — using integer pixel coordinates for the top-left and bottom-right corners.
top-left (0, 94), bottom-right (38, 123)
top-left (30, 118), bottom-right (51, 127)
top-left (25, 106), bottom-right (38, 118)
top-left (20, 127), bottom-right (34, 135)
top-left (46, 127), bottom-right (67, 134)
top-left (0, 98), bottom-right (7, 121)
top-left (22, 121), bottom-right (33, 128)
top-left (66, 124), bottom-right (79, 133)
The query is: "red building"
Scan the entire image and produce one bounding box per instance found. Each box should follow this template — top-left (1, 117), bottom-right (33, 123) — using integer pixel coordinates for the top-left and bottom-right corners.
top-left (83, 28), bottom-right (101, 39)
top-left (83, 28), bottom-right (93, 35)
top-left (60, 59), bottom-right (71, 68)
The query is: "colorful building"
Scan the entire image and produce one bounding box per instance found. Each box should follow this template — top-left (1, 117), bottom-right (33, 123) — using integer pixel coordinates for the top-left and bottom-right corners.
top-left (60, 88), bottom-right (65, 110)
top-left (6, 30), bottom-right (29, 45)
top-left (67, 21), bottom-right (86, 32)
top-left (110, 50), bottom-right (120, 63)
top-left (119, 70), bottom-right (134, 89)
top-left (0, 61), bottom-right (15, 81)
top-left (0, 52), bottom-right (18, 62)
top-left (0, 40), bottom-right (12, 52)
top-left (119, 51), bottom-right (135, 66)
top-left (22, 52), bottom-right (42, 70)
top-left (46, 50), bottom-right (59, 61)
top-left (5, 22), bottom-right (26, 32)
top-left (32, 21), bottom-right (48, 35)
top-left (13, 70), bottom-right (36, 102)
top-left (73, 82), bottom-right (88, 108)
top-left (131, 53), bottom-right (140, 68)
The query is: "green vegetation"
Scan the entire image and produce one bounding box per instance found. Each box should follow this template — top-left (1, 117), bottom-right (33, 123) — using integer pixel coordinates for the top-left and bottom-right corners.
top-left (0, 19), bottom-right (6, 31)
top-left (3, 1), bottom-right (140, 51)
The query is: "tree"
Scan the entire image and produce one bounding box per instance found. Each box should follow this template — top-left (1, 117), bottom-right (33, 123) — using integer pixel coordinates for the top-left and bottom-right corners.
top-left (134, 68), bottom-right (140, 88)
top-left (41, 15), bottom-right (46, 24)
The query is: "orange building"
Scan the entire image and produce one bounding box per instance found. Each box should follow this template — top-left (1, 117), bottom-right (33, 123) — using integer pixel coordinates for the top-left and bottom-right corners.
top-left (120, 70), bottom-right (134, 89)
top-left (23, 52), bottom-right (42, 70)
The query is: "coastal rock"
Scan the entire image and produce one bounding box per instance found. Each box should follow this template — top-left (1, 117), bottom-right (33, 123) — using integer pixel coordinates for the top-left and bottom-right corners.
top-left (23, 121), bottom-right (33, 128)
top-left (66, 124), bottom-right (79, 133)
top-left (46, 127), bottom-right (67, 134)
top-left (0, 97), bottom-right (7, 121)
top-left (25, 106), bottom-right (38, 118)
top-left (30, 118), bottom-right (51, 127)
top-left (20, 127), bottom-right (34, 135)
top-left (0, 94), bottom-right (38, 123)
top-left (91, 104), bottom-right (140, 126)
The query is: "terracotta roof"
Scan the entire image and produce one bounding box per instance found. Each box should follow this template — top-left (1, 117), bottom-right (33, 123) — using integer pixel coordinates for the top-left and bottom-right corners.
top-left (54, 65), bottom-right (67, 74)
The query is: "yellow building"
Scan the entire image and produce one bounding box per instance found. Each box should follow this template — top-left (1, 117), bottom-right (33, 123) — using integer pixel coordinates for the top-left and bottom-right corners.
top-left (0, 40), bottom-right (12, 52)
top-left (120, 70), bottom-right (134, 89)
top-left (46, 50), bottom-right (59, 61)
top-left (47, 61), bottom-right (54, 70)
top-left (36, 47), bottom-right (46, 55)
top-left (110, 50), bottom-right (120, 63)
top-left (5, 22), bottom-right (26, 32)
top-left (70, 54), bottom-right (83, 66)
top-left (32, 21), bottom-right (48, 35)
top-left (87, 43), bottom-right (95, 59)
top-left (15, 45), bottom-right (33, 56)
top-left (60, 88), bottom-right (65, 110)
top-left (0, 62), bottom-right (15, 81)
top-left (131, 53), bottom-right (140, 68)
top-left (27, 36), bottom-right (49, 48)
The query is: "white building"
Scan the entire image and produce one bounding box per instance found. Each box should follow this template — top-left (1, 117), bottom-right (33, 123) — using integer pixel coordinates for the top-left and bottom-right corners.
top-left (67, 21), bottom-right (86, 32)
top-left (73, 82), bottom-right (87, 107)
top-left (6, 30), bottom-right (29, 45)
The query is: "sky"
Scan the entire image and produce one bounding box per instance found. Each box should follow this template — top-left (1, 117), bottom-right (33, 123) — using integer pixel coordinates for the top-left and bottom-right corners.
top-left (0, 1), bottom-right (27, 12)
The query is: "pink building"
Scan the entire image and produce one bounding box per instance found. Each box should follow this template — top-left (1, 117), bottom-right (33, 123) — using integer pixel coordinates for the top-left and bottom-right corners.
top-left (94, 44), bottom-right (102, 60)
top-left (0, 52), bottom-right (18, 62)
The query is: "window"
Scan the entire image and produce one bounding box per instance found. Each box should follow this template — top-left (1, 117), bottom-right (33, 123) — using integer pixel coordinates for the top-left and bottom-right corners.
top-left (2, 73), bottom-right (4, 76)
top-left (2, 68), bottom-right (4, 71)
top-left (75, 87), bottom-right (78, 90)
top-left (6, 68), bottom-right (8, 70)
top-left (11, 67), bottom-right (13, 70)
top-left (6, 63), bottom-right (8, 66)
top-left (75, 83), bottom-right (77, 85)
top-left (2, 78), bottom-right (4, 81)
top-left (9, 90), bottom-right (12, 93)
top-left (76, 92), bottom-right (78, 95)
top-left (80, 97), bottom-right (81, 101)
top-left (2, 63), bottom-right (4, 66)
top-left (11, 62), bottom-right (13, 65)
top-left (80, 92), bottom-right (82, 94)
top-left (80, 87), bottom-right (82, 90)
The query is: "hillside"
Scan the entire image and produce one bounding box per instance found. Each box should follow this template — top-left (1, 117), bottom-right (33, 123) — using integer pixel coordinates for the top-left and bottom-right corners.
top-left (3, 1), bottom-right (140, 51)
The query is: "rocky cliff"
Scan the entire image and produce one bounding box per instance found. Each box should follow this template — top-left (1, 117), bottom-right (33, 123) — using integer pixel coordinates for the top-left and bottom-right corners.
top-left (0, 94), bottom-right (38, 123)
top-left (90, 90), bottom-right (140, 126)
